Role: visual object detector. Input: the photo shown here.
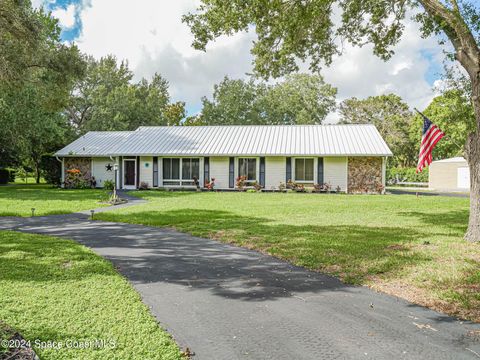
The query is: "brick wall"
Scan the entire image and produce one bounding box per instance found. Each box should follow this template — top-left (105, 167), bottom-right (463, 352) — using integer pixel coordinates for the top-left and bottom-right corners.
top-left (347, 157), bottom-right (383, 193)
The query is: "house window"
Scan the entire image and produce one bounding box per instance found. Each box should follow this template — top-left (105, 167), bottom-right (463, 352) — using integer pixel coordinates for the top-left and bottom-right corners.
top-left (295, 158), bottom-right (314, 182)
top-left (182, 158), bottom-right (200, 182)
top-left (162, 158), bottom-right (199, 186)
top-left (238, 158), bottom-right (257, 182)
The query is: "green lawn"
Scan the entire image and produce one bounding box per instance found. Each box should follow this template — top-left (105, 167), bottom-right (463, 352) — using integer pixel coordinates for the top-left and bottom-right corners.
top-left (97, 191), bottom-right (480, 322)
top-left (0, 185), bottom-right (106, 216)
top-left (0, 231), bottom-right (183, 360)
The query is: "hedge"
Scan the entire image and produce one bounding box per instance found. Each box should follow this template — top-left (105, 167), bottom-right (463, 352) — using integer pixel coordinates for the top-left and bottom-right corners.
top-left (387, 167), bottom-right (428, 183)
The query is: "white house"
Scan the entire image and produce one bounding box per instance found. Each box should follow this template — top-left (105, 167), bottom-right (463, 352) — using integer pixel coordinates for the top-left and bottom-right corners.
top-left (55, 125), bottom-right (392, 193)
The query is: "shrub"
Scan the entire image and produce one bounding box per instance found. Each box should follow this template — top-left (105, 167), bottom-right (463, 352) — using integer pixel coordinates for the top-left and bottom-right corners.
top-left (252, 181), bottom-right (263, 192)
top-left (65, 168), bottom-right (89, 189)
top-left (236, 176), bottom-right (247, 190)
top-left (7, 169), bottom-right (15, 182)
top-left (278, 182), bottom-right (286, 192)
top-left (103, 179), bottom-right (115, 190)
top-left (387, 167), bottom-right (428, 184)
top-left (205, 178), bottom-right (215, 190)
top-left (0, 169), bottom-right (9, 184)
top-left (139, 181), bottom-right (149, 190)
top-left (40, 155), bottom-right (61, 185)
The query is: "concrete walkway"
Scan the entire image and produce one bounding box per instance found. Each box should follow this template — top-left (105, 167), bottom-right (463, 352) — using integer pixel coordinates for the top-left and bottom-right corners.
top-left (1, 203), bottom-right (479, 359)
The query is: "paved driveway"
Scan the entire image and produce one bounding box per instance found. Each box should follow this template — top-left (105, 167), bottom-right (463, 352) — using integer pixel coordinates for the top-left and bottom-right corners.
top-left (1, 213), bottom-right (479, 359)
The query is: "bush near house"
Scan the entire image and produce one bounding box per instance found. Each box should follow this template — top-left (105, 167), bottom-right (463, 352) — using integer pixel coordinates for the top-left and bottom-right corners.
top-left (0, 169), bottom-right (10, 184)
top-left (40, 155), bottom-right (62, 186)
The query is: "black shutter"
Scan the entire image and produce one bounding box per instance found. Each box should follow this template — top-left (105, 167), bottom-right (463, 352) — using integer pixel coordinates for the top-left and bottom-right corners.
top-left (153, 157), bottom-right (158, 187)
top-left (136, 156), bottom-right (140, 188)
top-left (204, 157), bottom-right (210, 185)
top-left (317, 157), bottom-right (324, 184)
top-left (229, 157), bottom-right (235, 188)
top-left (118, 156), bottom-right (122, 190)
top-left (286, 157), bottom-right (292, 182)
top-left (259, 157), bottom-right (265, 187)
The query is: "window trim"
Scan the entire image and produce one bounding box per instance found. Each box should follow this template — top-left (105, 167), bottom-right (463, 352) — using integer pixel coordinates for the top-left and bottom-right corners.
top-left (293, 157), bottom-right (315, 183)
top-left (162, 157), bottom-right (201, 186)
top-left (237, 157), bottom-right (259, 184)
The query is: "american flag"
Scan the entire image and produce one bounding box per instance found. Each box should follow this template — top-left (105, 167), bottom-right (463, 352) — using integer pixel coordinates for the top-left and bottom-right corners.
top-left (416, 112), bottom-right (445, 173)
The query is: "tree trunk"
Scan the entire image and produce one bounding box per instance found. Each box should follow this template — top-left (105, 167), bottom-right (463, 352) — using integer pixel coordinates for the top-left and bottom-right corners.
top-left (35, 161), bottom-right (41, 184)
top-left (465, 74), bottom-right (480, 243)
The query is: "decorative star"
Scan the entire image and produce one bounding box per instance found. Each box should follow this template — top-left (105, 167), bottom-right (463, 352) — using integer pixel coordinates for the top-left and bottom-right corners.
top-left (105, 163), bottom-right (113, 171)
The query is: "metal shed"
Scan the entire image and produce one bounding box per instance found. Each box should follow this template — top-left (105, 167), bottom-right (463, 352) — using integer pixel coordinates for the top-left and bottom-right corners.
top-left (429, 157), bottom-right (470, 191)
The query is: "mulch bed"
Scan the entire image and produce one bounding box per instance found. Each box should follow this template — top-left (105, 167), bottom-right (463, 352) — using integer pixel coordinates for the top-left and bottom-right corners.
top-left (0, 322), bottom-right (39, 360)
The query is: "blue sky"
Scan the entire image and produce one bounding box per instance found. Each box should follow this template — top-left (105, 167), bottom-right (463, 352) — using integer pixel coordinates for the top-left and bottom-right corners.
top-left (38, 0), bottom-right (447, 119)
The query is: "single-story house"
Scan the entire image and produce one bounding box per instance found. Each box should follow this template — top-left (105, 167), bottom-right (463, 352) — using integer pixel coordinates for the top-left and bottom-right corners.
top-left (429, 157), bottom-right (470, 191)
top-left (55, 125), bottom-right (392, 193)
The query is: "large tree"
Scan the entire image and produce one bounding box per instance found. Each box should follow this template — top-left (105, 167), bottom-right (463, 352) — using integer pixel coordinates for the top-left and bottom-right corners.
top-left (0, 0), bottom-right (84, 173)
top-left (184, 0), bottom-right (480, 242)
top-left (66, 56), bottom-right (181, 133)
top-left (199, 74), bottom-right (336, 125)
top-left (339, 94), bottom-right (417, 167)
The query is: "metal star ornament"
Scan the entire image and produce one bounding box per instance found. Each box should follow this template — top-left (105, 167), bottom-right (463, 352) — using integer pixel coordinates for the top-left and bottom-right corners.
top-left (105, 163), bottom-right (113, 171)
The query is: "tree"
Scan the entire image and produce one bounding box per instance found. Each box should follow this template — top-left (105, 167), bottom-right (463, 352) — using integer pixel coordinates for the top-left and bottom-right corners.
top-left (261, 73), bottom-right (337, 124)
top-left (201, 77), bottom-right (266, 125)
top-left (0, 0), bottom-right (84, 175)
top-left (66, 56), bottom-right (182, 133)
top-left (339, 94), bottom-right (417, 167)
top-left (410, 90), bottom-right (475, 160)
top-left (200, 74), bottom-right (336, 125)
top-left (184, 1), bottom-right (480, 242)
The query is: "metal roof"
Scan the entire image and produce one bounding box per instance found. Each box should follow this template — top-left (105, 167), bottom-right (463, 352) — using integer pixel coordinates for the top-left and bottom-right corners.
top-left (55, 131), bottom-right (134, 157)
top-left (55, 125), bottom-right (392, 157)
top-left (432, 157), bottom-right (467, 164)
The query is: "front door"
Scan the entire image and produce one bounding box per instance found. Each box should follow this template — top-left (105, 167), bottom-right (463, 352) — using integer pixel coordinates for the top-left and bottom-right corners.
top-left (124, 159), bottom-right (136, 189)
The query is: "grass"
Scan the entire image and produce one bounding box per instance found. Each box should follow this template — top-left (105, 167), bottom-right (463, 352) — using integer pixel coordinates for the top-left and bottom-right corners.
top-left (11, 177), bottom-right (46, 184)
top-left (97, 191), bottom-right (480, 322)
top-left (0, 184), bottom-right (107, 216)
top-left (0, 230), bottom-right (183, 360)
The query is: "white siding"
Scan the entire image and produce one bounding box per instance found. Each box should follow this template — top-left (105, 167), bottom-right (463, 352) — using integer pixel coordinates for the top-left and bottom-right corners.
top-left (91, 157), bottom-right (115, 188)
top-left (139, 156), bottom-right (153, 187)
top-left (324, 157), bottom-right (348, 191)
top-left (265, 157), bottom-right (286, 190)
top-left (210, 157), bottom-right (230, 189)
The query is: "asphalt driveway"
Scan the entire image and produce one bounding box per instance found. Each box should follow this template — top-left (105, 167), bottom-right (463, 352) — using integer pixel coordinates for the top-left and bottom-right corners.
top-left (1, 213), bottom-right (479, 359)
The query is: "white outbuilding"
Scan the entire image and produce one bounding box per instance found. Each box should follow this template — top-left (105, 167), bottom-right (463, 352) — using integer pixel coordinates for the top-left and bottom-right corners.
top-left (429, 157), bottom-right (470, 191)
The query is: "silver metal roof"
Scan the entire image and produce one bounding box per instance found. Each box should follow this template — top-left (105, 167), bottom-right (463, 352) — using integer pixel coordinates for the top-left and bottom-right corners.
top-left (56, 125), bottom-right (392, 157)
top-left (55, 131), bottom-right (134, 157)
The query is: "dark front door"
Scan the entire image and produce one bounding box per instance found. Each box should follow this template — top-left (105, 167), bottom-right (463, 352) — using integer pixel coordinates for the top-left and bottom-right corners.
top-left (124, 160), bottom-right (136, 187)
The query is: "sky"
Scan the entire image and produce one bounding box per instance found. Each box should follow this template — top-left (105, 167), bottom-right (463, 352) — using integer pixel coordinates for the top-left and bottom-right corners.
top-left (35, 0), bottom-right (448, 121)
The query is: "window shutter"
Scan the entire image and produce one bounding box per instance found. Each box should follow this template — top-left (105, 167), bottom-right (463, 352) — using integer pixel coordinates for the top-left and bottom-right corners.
top-left (153, 157), bottom-right (158, 187)
top-left (204, 157), bottom-right (210, 185)
top-left (136, 156), bottom-right (140, 188)
top-left (229, 157), bottom-right (234, 188)
top-left (259, 157), bottom-right (265, 187)
top-left (286, 157), bottom-right (292, 182)
top-left (318, 157), bottom-right (324, 184)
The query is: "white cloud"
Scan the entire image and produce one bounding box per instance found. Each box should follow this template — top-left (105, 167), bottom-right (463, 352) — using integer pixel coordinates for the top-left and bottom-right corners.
top-left (51, 4), bottom-right (76, 29)
top-left (73, 1), bottom-right (446, 118)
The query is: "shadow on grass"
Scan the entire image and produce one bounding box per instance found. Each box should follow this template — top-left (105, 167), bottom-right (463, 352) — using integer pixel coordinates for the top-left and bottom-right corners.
top-left (81, 208), bottom-right (432, 300)
top-left (0, 231), bottom-right (115, 283)
top-left (400, 209), bottom-right (469, 234)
